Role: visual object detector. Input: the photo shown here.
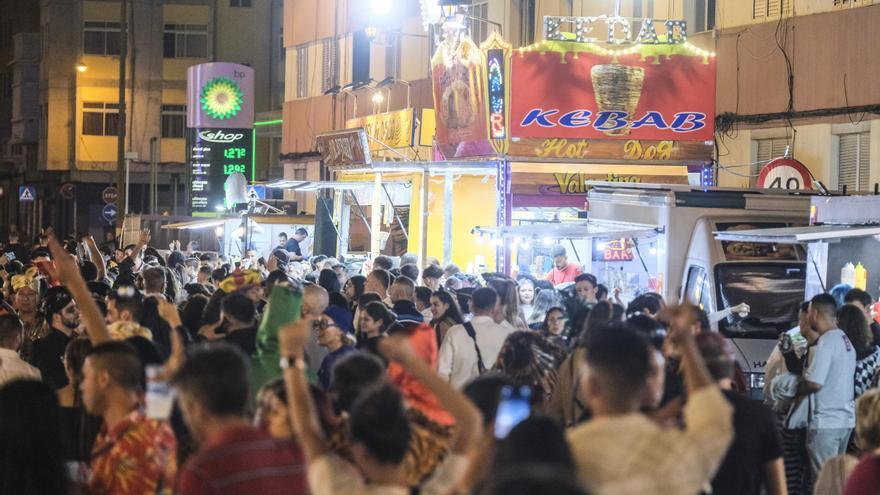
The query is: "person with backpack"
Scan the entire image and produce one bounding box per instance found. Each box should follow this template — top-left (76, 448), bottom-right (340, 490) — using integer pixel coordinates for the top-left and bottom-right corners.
top-left (438, 287), bottom-right (516, 388)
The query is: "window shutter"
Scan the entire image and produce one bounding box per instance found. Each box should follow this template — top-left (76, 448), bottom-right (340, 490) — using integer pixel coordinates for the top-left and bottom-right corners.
top-left (753, 137), bottom-right (789, 185)
top-left (753, 0), bottom-right (767, 19)
top-left (839, 132), bottom-right (871, 192)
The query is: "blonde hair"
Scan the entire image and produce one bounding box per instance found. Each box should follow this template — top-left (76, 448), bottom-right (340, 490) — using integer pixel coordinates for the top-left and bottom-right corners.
top-left (856, 390), bottom-right (880, 450)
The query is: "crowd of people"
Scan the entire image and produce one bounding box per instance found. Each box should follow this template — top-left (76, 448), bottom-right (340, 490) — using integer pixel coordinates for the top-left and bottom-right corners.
top-left (0, 228), bottom-right (879, 495)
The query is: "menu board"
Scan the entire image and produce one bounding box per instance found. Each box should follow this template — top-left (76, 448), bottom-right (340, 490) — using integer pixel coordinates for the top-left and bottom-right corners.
top-left (187, 128), bottom-right (252, 213)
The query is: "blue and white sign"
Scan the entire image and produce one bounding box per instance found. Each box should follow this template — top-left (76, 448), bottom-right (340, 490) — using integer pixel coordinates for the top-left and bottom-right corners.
top-left (19, 186), bottom-right (36, 202)
top-left (102, 203), bottom-right (118, 223)
top-left (247, 185), bottom-right (266, 201)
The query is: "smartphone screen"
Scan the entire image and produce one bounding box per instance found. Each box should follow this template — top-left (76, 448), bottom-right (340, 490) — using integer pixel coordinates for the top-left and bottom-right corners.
top-left (494, 386), bottom-right (531, 439)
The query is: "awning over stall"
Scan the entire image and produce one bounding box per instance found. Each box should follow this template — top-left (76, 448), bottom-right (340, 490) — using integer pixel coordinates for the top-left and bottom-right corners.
top-left (472, 220), bottom-right (662, 241)
top-left (162, 219), bottom-right (228, 230)
top-left (714, 225), bottom-right (880, 244)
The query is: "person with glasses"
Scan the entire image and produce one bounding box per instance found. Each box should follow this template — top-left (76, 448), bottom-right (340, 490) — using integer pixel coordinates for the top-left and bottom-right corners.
top-left (541, 307), bottom-right (570, 349)
top-left (315, 305), bottom-right (356, 391)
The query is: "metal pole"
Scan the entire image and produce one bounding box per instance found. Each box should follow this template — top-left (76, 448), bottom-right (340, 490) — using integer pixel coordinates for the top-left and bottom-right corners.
top-left (124, 157), bottom-right (130, 215)
top-left (116, 0), bottom-right (127, 227)
top-left (420, 170), bottom-right (428, 267)
top-left (150, 137), bottom-right (157, 214)
top-left (443, 171), bottom-right (453, 265)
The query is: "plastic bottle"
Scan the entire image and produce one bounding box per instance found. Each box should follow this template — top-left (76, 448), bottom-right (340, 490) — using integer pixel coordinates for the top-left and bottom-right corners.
top-left (841, 262), bottom-right (856, 287)
top-left (855, 262), bottom-right (868, 290)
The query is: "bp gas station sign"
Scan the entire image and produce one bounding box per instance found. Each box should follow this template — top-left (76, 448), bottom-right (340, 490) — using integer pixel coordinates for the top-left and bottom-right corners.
top-left (186, 63), bottom-right (254, 213)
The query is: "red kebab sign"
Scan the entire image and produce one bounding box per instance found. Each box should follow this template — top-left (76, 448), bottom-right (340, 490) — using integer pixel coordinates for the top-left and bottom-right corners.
top-left (508, 41), bottom-right (716, 142)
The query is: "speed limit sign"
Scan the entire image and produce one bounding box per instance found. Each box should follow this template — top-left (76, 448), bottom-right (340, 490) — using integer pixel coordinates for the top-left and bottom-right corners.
top-left (757, 157), bottom-right (813, 190)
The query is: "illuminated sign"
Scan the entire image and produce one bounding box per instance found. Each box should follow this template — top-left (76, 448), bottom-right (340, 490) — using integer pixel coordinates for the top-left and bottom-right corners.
top-left (187, 127), bottom-right (252, 212)
top-left (544, 16), bottom-right (687, 45)
top-left (187, 63), bottom-right (254, 129)
top-left (345, 109), bottom-right (416, 151)
top-left (592, 238), bottom-right (635, 262)
top-left (486, 49), bottom-right (506, 139)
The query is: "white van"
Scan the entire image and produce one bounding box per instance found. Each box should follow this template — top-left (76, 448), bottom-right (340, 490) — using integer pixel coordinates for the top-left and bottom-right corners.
top-left (587, 184), bottom-right (812, 397)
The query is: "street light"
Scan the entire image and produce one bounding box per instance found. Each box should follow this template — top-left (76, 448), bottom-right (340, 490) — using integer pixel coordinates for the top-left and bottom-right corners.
top-left (375, 76), bottom-right (411, 109)
top-left (371, 0), bottom-right (392, 15)
top-left (371, 92), bottom-right (385, 105)
top-left (76, 62), bottom-right (88, 73)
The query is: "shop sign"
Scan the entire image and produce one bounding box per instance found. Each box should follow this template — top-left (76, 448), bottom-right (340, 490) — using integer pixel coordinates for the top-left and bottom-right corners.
top-left (544, 16), bottom-right (688, 45)
top-left (316, 129), bottom-right (372, 170)
top-left (510, 43), bottom-right (715, 142)
top-left (346, 109), bottom-right (416, 151)
top-left (186, 127), bottom-right (252, 213)
top-left (431, 35), bottom-right (492, 159)
top-left (510, 138), bottom-right (708, 162)
top-left (486, 49), bottom-right (507, 139)
top-left (186, 63), bottom-right (254, 129)
top-left (592, 238), bottom-right (635, 262)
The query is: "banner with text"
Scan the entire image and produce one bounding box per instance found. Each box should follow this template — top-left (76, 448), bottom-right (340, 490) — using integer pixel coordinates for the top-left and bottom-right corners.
top-left (509, 42), bottom-right (715, 143)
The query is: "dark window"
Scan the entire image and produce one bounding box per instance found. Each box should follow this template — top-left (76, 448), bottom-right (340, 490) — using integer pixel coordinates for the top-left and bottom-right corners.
top-left (230, 0), bottom-right (251, 6)
top-left (82, 102), bottom-right (119, 136)
top-left (83, 22), bottom-right (121, 56)
top-left (161, 104), bottom-right (186, 138)
top-left (0, 21), bottom-right (11, 51)
top-left (684, 265), bottom-right (711, 311)
top-left (163, 24), bottom-right (208, 58)
top-left (715, 263), bottom-right (806, 338)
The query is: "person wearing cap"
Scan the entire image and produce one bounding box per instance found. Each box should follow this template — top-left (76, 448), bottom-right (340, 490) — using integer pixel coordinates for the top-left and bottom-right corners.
top-left (315, 305), bottom-right (356, 391)
top-left (546, 245), bottom-right (582, 286)
top-left (29, 286), bottom-right (80, 389)
top-left (695, 332), bottom-right (786, 495)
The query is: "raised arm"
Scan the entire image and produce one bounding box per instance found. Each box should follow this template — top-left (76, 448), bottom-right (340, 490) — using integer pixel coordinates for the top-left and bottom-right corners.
top-left (128, 229), bottom-right (151, 270)
top-left (280, 318), bottom-right (330, 461)
top-left (47, 237), bottom-right (111, 345)
top-left (379, 334), bottom-right (483, 454)
top-left (83, 235), bottom-right (106, 281)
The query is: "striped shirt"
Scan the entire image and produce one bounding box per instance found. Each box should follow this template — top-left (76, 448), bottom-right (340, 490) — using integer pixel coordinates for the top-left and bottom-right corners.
top-left (176, 425), bottom-right (308, 495)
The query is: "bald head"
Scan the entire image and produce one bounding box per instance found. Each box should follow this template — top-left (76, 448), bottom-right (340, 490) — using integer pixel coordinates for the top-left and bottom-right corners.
top-left (302, 284), bottom-right (329, 318)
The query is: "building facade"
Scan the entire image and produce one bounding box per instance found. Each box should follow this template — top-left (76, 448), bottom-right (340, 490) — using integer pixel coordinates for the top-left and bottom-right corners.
top-left (29, 0), bottom-right (283, 239)
top-left (282, 0), bottom-right (878, 198)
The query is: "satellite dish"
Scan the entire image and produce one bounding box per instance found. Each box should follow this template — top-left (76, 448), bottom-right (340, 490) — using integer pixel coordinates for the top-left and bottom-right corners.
top-left (224, 172), bottom-right (248, 208)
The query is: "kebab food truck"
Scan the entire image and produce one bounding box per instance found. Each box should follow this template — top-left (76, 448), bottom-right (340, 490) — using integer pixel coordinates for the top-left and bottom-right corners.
top-left (475, 183), bottom-right (814, 394)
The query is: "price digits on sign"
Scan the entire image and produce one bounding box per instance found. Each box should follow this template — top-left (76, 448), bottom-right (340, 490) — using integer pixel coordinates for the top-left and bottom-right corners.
top-left (223, 164), bottom-right (247, 175)
top-left (623, 140), bottom-right (673, 161)
top-left (223, 147), bottom-right (247, 159)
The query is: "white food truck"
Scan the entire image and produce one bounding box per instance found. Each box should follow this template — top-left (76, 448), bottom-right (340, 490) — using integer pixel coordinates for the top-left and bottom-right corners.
top-left (476, 183), bottom-right (816, 396)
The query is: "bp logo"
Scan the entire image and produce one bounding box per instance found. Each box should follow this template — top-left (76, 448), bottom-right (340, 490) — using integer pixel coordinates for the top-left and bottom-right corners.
top-left (200, 77), bottom-right (244, 120)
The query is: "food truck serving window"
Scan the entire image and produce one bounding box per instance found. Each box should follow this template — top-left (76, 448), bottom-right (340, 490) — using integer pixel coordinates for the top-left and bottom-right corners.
top-left (715, 263), bottom-right (806, 339)
top-left (716, 222), bottom-right (804, 262)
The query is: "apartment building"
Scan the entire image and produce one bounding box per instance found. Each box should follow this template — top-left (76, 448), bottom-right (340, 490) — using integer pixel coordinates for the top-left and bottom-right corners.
top-left (32, 0), bottom-right (283, 237)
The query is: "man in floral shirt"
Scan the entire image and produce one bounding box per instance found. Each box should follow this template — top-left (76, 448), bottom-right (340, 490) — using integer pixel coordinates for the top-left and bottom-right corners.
top-left (82, 341), bottom-right (177, 494)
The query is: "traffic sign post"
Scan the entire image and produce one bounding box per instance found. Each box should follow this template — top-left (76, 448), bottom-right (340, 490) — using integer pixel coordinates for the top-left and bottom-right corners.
top-left (102, 203), bottom-right (118, 224)
top-left (102, 186), bottom-right (119, 204)
top-left (18, 186), bottom-right (36, 202)
top-left (60, 183), bottom-right (75, 200)
top-left (757, 157), bottom-right (813, 190)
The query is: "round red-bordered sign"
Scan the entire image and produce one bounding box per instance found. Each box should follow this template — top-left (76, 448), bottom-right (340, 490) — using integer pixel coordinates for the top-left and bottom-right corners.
top-left (757, 157), bottom-right (812, 190)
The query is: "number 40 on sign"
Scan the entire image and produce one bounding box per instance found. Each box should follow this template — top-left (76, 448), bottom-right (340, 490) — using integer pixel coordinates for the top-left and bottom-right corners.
top-left (757, 157), bottom-right (813, 191)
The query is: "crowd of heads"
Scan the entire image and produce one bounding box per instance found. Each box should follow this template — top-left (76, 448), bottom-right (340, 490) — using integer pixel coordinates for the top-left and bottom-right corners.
top-left (1, 227), bottom-right (880, 495)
